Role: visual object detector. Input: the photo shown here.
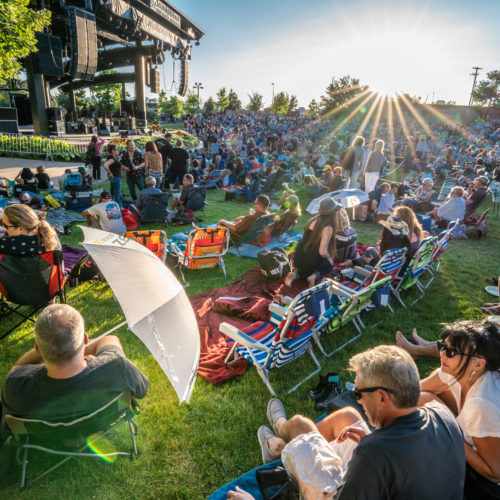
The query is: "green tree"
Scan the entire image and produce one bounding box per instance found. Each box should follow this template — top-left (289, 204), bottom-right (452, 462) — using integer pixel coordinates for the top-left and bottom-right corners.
top-left (90, 70), bottom-right (122, 114)
top-left (53, 89), bottom-right (88, 116)
top-left (147, 109), bottom-right (159, 123)
top-left (472, 70), bottom-right (500, 107)
top-left (287, 94), bottom-right (298, 113)
top-left (184, 93), bottom-right (201, 114)
top-left (0, 0), bottom-right (51, 85)
top-left (226, 89), bottom-right (242, 111)
top-left (203, 96), bottom-right (216, 114)
top-left (271, 91), bottom-right (289, 115)
top-left (247, 91), bottom-right (264, 111)
top-left (160, 95), bottom-right (183, 119)
top-left (307, 98), bottom-right (320, 117)
top-left (0, 91), bottom-right (9, 107)
top-left (216, 87), bottom-right (230, 112)
top-left (320, 75), bottom-right (367, 115)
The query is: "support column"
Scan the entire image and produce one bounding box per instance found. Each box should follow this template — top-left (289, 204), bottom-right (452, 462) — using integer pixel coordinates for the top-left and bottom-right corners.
top-left (134, 41), bottom-right (147, 128)
top-left (69, 88), bottom-right (77, 123)
top-left (25, 55), bottom-right (49, 136)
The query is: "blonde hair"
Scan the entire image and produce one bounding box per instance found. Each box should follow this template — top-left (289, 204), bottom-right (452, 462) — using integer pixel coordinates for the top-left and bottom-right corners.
top-left (394, 206), bottom-right (423, 240)
top-left (4, 204), bottom-right (58, 252)
top-left (422, 178), bottom-right (433, 188)
top-left (374, 139), bottom-right (385, 154)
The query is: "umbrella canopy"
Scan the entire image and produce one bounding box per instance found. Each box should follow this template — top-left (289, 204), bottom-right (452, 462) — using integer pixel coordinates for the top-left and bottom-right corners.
top-left (81, 227), bottom-right (199, 404)
top-left (306, 189), bottom-right (369, 213)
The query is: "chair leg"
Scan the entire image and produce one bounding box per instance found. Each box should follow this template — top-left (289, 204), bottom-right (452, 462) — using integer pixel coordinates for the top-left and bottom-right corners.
top-left (129, 420), bottom-right (138, 456)
top-left (391, 287), bottom-right (407, 308)
top-left (286, 345), bottom-right (322, 394)
top-left (255, 365), bottom-right (275, 395)
top-left (20, 441), bottom-right (29, 489)
top-left (220, 257), bottom-right (227, 278)
top-left (224, 343), bottom-right (238, 364)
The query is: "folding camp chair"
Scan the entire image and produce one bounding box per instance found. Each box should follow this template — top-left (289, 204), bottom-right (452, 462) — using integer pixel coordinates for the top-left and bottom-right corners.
top-left (221, 281), bottom-right (334, 395)
top-left (230, 214), bottom-right (275, 257)
top-left (141, 192), bottom-right (171, 223)
top-left (340, 247), bottom-right (407, 313)
top-left (0, 250), bottom-right (66, 340)
top-left (5, 392), bottom-right (139, 489)
top-left (125, 230), bottom-right (168, 263)
top-left (170, 226), bottom-right (230, 283)
top-left (312, 276), bottom-right (392, 357)
top-left (391, 236), bottom-right (437, 308)
top-left (185, 185), bottom-right (208, 216)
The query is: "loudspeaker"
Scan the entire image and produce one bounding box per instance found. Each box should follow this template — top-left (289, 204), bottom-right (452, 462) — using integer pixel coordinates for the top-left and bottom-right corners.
top-left (0, 107), bottom-right (18, 121)
top-left (0, 107), bottom-right (19, 134)
top-left (48, 120), bottom-right (65, 136)
top-left (150, 68), bottom-right (160, 94)
top-left (47, 107), bottom-right (64, 122)
top-left (13, 95), bottom-right (32, 126)
top-left (67, 7), bottom-right (97, 81)
top-left (145, 60), bottom-right (151, 87)
top-left (178, 59), bottom-right (189, 97)
top-left (32, 33), bottom-right (64, 77)
top-left (121, 100), bottom-right (137, 116)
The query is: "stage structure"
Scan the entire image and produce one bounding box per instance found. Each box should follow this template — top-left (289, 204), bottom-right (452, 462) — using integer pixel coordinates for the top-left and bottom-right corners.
top-left (26, 0), bottom-right (204, 136)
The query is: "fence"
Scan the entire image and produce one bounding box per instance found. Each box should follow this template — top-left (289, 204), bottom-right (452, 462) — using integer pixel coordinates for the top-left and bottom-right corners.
top-left (0, 134), bottom-right (87, 161)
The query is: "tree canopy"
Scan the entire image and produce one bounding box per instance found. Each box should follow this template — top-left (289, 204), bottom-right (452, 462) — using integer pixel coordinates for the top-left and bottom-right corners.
top-left (216, 88), bottom-right (230, 112)
top-left (0, 0), bottom-right (51, 85)
top-left (320, 75), bottom-right (367, 116)
top-left (226, 89), bottom-right (242, 111)
top-left (90, 70), bottom-right (122, 114)
top-left (160, 95), bottom-right (183, 118)
top-left (247, 92), bottom-right (264, 111)
top-left (184, 93), bottom-right (201, 114)
top-left (203, 97), bottom-right (216, 114)
top-left (472, 70), bottom-right (500, 108)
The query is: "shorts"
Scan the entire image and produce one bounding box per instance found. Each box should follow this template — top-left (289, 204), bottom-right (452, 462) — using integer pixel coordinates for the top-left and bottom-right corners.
top-left (167, 169), bottom-right (186, 185)
top-left (96, 344), bottom-right (125, 359)
top-left (281, 420), bottom-right (370, 498)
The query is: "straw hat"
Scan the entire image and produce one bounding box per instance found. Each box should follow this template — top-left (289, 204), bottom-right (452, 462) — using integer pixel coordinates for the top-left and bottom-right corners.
top-left (379, 216), bottom-right (409, 236)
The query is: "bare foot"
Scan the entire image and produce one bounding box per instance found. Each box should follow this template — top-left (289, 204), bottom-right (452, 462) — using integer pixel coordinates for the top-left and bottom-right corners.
top-left (284, 272), bottom-right (297, 287)
top-left (481, 305), bottom-right (500, 315)
top-left (307, 272), bottom-right (318, 288)
top-left (339, 260), bottom-right (353, 268)
top-left (395, 331), bottom-right (419, 360)
top-left (411, 328), bottom-right (434, 346)
top-left (482, 302), bottom-right (500, 308)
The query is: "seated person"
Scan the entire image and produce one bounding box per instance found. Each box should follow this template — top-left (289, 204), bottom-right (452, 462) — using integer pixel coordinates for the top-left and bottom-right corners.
top-left (82, 195), bottom-right (126, 235)
top-left (394, 205), bottom-right (428, 257)
top-left (14, 167), bottom-right (38, 192)
top-left (394, 177), bottom-right (436, 212)
top-left (58, 169), bottom-right (73, 191)
top-left (34, 165), bottom-right (52, 190)
top-left (367, 182), bottom-right (391, 217)
top-left (285, 198), bottom-right (340, 288)
top-left (136, 176), bottom-right (163, 216)
top-left (78, 166), bottom-right (92, 187)
top-left (271, 194), bottom-right (301, 237)
top-left (328, 165), bottom-right (345, 191)
top-left (83, 191), bottom-right (111, 229)
top-left (0, 204), bottom-right (58, 256)
top-left (235, 345), bottom-right (465, 499)
top-left (277, 183), bottom-right (296, 207)
top-left (481, 276), bottom-right (500, 316)
top-left (465, 176), bottom-right (489, 217)
top-left (1, 304), bottom-right (148, 421)
top-left (218, 194), bottom-right (270, 242)
top-left (172, 174), bottom-right (194, 210)
top-left (428, 186), bottom-right (466, 226)
top-left (396, 320), bottom-right (500, 499)
top-left (378, 183), bottom-right (398, 214)
top-left (19, 191), bottom-right (45, 210)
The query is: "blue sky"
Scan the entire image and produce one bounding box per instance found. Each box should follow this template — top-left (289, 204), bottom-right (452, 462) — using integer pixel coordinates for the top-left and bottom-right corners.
top-left (160, 0), bottom-right (499, 107)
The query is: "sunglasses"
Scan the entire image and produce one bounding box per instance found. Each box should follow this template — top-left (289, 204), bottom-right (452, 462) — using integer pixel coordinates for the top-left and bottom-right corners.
top-left (352, 386), bottom-right (395, 401)
top-left (1, 222), bottom-right (17, 229)
top-left (437, 340), bottom-right (483, 359)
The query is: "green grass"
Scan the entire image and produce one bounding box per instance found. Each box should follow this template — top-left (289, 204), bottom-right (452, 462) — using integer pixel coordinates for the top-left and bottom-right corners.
top-left (1, 181), bottom-right (499, 499)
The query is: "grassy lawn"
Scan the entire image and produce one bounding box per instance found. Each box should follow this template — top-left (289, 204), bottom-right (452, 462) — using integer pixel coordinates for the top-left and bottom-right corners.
top-left (1, 180), bottom-right (498, 499)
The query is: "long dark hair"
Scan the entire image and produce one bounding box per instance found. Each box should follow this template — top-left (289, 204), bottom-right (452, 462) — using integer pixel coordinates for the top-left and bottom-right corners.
top-left (379, 228), bottom-right (412, 256)
top-left (145, 141), bottom-right (158, 153)
top-left (303, 213), bottom-right (337, 254)
top-left (441, 320), bottom-right (500, 381)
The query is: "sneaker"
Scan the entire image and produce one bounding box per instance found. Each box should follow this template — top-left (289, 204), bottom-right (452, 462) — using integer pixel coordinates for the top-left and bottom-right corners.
top-left (266, 398), bottom-right (286, 434)
top-left (308, 372), bottom-right (339, 402)
top-left (257, 425), bottom-right (278, 464)
top-left (315, 378), bottom-right (344, 411)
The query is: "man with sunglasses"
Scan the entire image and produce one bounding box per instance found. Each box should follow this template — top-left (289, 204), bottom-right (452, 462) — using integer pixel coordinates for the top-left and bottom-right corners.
top-left (252, 345), bottom-right (465, 499)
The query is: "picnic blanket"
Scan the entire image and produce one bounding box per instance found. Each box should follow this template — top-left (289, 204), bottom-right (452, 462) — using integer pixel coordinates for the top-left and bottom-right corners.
top-left (227, 232), bottom-right (302, 259)
top-left (45, 208), bottom-right (85, 227)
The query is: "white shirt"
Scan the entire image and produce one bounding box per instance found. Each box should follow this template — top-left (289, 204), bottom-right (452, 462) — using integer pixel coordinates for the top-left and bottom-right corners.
top-left (437, 197), bottom-right (466, 222)
top-left (87, 202), bottom-right (126, 235)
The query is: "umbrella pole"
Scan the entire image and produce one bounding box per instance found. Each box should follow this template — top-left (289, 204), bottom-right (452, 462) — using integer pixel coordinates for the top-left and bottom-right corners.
top-left (87, 320), bottom-right (128, 345)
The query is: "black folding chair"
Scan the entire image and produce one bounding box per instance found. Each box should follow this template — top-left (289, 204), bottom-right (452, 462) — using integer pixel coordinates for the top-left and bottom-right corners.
top-left (0, 250), bottom-right (66, 340)
top-left (141, 192), bottom-right (171, 223)
top-left (186, 185), bottom-right (208, 216)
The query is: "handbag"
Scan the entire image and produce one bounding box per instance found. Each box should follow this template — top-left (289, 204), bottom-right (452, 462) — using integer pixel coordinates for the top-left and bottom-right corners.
top-left (121, 208), bottom-right (140, 230)
top-left (256, 466), bottom-right (299, 500)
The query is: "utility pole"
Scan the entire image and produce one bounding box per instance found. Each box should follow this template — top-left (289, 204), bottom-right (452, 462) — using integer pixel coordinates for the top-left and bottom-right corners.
top-left (271, 82), bottom-right (275, 105)
top-left (193, 82), bottom-right (203, 100)
top-left (469, 66), bottom-right (482, 106)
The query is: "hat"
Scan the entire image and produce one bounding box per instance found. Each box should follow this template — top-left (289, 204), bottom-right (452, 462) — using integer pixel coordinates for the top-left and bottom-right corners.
top-left (20, 192), bottom-right (32, 203)
top-left (78, 166), bottom-right (86, 174)
top-left (379, 216), bottom-right (409, 236)
top-left (323, 164), bottom-right (332, 171)
top-left (319, 197), bottom-right (342, 215)
top-left (475, 176), bottom-right (488, 186)
top-left (100, 191), bottom-right (112, 199)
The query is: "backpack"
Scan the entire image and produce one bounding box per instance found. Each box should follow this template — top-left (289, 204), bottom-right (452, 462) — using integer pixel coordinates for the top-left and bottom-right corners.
top-left (186, 187), bottom-right (206, 212)
top-left (68, 254), bottom-right (100, 286)
top-left (258, 248), bottom-right (291, 280)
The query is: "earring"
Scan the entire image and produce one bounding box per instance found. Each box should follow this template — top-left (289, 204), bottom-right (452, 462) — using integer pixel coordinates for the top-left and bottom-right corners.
top-left (467, 370), bottom-right (476, 385)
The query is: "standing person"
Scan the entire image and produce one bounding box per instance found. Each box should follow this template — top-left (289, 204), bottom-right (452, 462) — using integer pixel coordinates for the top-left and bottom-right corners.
top-left (363, 139), bottom-right (386, 193)
top-left (284, 198), bottom-right (340, 288)
top-left (155, 131), bottom-right (173, 182)
top-left (144, 141), bottom-right (163, 190)
top-left (167, 139), bottom-right (190, 190)
top-left (120, 140), bottom-right (145, 202)
top-left (86, 135), bottom-right (105, 181)
top-left (341, 136), bottom-right (365, 189)
top-left (103, 144), bottom-right (123, 207)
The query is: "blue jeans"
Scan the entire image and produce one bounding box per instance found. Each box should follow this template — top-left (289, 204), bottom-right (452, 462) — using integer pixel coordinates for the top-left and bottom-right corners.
top-left (127, 176), bottom-right (145, 201)
top-left (109, 175), bottom-right (122, 207)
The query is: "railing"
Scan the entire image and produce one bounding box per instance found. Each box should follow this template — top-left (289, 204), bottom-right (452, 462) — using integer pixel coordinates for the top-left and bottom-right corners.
top-left (0, 134), bottom-right (87, 161)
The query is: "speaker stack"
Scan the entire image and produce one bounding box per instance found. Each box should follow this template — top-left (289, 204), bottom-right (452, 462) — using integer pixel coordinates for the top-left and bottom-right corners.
top-left (47, 107), bottom-right (65, 136)
top-left (150, 68), bottom-right (160, 94)
top-left (32, 33), bottom-right (64, 77)
top-left (0, 107), bottom-right (20, 134)
top-left (66, 7), bottom-right (97, 81)
top-left (120, 100), bottom-right (138, 116)
top-left (178, 59), bottom-right (189, 97)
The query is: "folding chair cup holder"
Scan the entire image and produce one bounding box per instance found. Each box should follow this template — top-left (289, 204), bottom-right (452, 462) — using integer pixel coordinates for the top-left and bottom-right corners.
top-left (5, 392), bottom-right (139, 489)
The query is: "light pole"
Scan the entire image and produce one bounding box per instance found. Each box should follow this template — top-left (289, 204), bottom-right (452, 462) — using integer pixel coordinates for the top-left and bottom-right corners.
top-left (193, 82), bottom-right (203, 100)
top-left (271, 83), bottom-right (275, 105)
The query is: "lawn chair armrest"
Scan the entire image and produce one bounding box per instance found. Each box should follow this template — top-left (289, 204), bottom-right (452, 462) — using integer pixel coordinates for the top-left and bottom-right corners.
top-left (219, 322), bottom-right (272, 353)
top-left (329, 281), bottom-right (356, 299)
top-left (280, 296), bottom-right (294, 306)
top-left (353, 266), bottom-right (371, 277)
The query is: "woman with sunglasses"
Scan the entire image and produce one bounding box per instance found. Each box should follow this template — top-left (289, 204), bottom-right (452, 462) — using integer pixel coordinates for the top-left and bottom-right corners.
top-left (0, 204), bottom-right (58, 256)
top-left (419, 320), bottom-right (500, 499)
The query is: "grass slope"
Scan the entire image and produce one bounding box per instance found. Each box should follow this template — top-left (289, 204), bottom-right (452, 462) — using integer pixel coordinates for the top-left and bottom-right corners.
top-left (1, 182), bottom-right (498, 499)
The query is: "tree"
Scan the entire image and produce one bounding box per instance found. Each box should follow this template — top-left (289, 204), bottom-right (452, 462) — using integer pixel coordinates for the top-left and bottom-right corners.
top-left (53, 89), bottom-right (88, 116)
top-left (184, 93), bottom-right (201, 114)
top-left (307, 98), bottom-right (320, 117)
top-left (0, 0), bottom-right (51, 85)
top-left (247, 91), bottom-right (264, 111)
top-left (203, 96), bottom-right (216, 114)
top-left (472, 70), bottom-right (500, 107)
top-left (226, 89), bottom-right (242, 111)
top-left (216, 87), bottom-right (230, 112)
top-left (90, 70), bottom-right (122, 114)
top-left (271, 91), bottom-right (289, 115)
top-left (160, 95), bottom-right (183, 119)
top-left (287, 94), bottom-right (298, 113)
top-left (320, 75), bottom-right (367, 116)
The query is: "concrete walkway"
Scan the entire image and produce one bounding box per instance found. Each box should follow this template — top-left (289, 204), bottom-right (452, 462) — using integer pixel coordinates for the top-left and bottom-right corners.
top-left (0, 157), bottom-right (86, 181)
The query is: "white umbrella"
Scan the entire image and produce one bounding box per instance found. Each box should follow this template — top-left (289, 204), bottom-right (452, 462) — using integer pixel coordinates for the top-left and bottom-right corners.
top-left (306, 189), bottom-right (369, 213)
top-left (81, 226), bottom-right (199, 404)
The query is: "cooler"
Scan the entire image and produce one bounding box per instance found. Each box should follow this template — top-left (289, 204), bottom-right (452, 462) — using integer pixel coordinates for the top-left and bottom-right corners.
top-left (335, 227), bottom-right (357, 261)
top-left (64, 190), bottom-right (92, 210)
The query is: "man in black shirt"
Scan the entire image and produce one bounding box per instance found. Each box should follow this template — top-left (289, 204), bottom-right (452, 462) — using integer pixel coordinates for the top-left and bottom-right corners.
top-left (155, 132), bottom-right (173, 177)
top-left (167, 139), bottom-right (190, 190)
top-left (1, 304), bottom-right (148, 421)
top-left (465, 176), bottom-right (488, 216)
